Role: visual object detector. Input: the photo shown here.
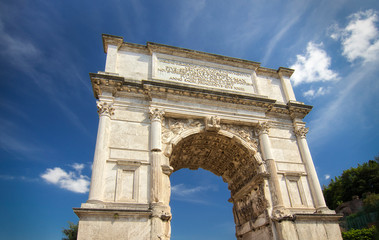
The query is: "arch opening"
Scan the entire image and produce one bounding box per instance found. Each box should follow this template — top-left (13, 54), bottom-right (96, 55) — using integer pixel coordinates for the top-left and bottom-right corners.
top-left (170, 132), bottom-right (259, 196)
top-left (170, 168), bottom-right (234, 239)
top-left (168, 131), bottom-right (270, 238)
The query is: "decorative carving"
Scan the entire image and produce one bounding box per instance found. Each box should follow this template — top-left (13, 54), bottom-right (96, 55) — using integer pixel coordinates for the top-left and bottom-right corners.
top-left (205, 116), bottom-right (221, 131)
top-left (220, 124), bottom-right (258, 150)
top-left (255, 121), bottom-right (271, 136)
top-left (271, 208), bottom-right (293, 221)
top-left (295, 126), bottom-right (309, 138)
top-left (96, 101), bottom-right (114, 116)
top-left (162, 118), bottom-right (203, 144)
top-left (233, 184), bottom-right (268, 225)
top-left (149, 108), bottom-right (165, 122)
top-left (157, 58), bottom-right (254, 92)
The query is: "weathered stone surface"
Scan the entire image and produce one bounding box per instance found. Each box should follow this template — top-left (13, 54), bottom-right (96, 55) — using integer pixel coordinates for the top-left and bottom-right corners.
top-left (75, 34), bottom-right (342, 240)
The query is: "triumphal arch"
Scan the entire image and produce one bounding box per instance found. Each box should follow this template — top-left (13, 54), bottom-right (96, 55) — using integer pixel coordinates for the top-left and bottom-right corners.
top-left (74, 34), bottom-right (342, 239)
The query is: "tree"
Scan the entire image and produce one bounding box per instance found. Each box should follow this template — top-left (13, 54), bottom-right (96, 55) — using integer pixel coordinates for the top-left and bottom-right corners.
top-left (62, 222), bottom-right (78, 240)
top-left (322, 156), bottom-right (379, 210)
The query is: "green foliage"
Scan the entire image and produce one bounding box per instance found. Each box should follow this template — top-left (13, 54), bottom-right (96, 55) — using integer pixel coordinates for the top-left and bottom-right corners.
top-left (342, 226), bottom-right (376, 240)
top-left (62, 222), bottom-right (78, 240)
top-left (322, 157), bottom-right (379, 210)
top-left (363, 193), bottom-right (379, 212)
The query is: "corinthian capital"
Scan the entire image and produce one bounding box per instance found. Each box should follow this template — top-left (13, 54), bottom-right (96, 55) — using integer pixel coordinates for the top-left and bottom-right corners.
top-left (97, 101), bottom-right (114, 116)
top-left (295, 126), bottom-right (309, 138)
top-left (149, 108), bottom-right (165, 122)
top-left (255, 121), bottom-right (271, 136)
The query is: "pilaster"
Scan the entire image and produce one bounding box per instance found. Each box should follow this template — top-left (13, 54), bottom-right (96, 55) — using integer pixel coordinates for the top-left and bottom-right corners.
top-left (278, 67), bottom-right (296, 103)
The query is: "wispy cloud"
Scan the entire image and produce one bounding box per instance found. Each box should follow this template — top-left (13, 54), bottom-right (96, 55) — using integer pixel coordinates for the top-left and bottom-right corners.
top-left (177, 0), bottom-right (206, 38)
top-left (0, 18), bottom-right (41, 67)
top-left (0, 174), bottom-right (38, 182)
top-left (308, 61), bottom-right (379, 145)
top-left (171, 183), bottom-right (217, 204)
top-left (290, 42), bottom-right (339, 86)
top-left (41, 164), bottom-right (90, 193)
top-left (0, 6), bottom-right (91, 136)
top-left (331, 10), bottom-right (379, 63)
top-left (324, 174), bottom-right (330, 180)
top-left (261, 0), bottom-right (309, 65)
top-left (0, 118), bottom-right (44, 159)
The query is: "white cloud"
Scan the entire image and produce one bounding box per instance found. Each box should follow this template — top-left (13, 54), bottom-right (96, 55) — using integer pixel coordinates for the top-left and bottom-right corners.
top-left (290, 42), bottom-right (339, 86)
top-left (72, 163), bottom-right (85, 173)
top-left (324, 174), bottom-right (331, 180)
top-left (331, 10), bottom-right (379, 63)
top-left (303, 87), bottom-right (330, 99)
top-left (41, 165), bottom-right (90, 194)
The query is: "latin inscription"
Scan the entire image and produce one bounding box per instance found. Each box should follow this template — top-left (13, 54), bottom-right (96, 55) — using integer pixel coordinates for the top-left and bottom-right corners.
top-left (156, 58), bottom-right (254, 93)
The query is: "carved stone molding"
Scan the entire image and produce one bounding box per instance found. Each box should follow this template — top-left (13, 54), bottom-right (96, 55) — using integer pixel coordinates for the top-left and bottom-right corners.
top-left (205, 116), bottom-right (221, 131)
top-left (97, 101), bottom-right (115, 116)
top-left (162, 118), bottom-right (204, 144)
top-left (149, 108), bottom-right (165, 122)
top-left (220, 124), bottom-right (258, 150)
top-left (271, 208), bottom-right (293, 221)
top-left (255, 121), bottom-right (271, 136)
top-left (295, 126), bottom-right (309, 138)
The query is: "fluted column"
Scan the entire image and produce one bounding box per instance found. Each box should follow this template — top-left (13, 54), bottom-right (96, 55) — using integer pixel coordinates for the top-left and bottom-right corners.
top-left (88, 101), bottom-right (114, 203)
top-left (256, 122), bottom-right (285, 211)
top-left (295, 126), bottom-right (329, 212)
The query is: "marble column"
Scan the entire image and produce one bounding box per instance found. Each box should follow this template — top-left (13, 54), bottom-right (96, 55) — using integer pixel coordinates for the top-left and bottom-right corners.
top-left (256, 122), bottom-right (285, 211)
top-left (295, 126), bottom-right (329, 212)
top-left (149, 108), bottom-right (165, 203)
top-left (149, 108), bottom-right (171, 240)
top-left (87, 101), bottom-right (114, 203)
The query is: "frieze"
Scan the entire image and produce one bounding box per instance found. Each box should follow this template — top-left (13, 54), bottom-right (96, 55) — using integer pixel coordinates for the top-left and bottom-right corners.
top-left (156, 58), bottom-right (255, 93)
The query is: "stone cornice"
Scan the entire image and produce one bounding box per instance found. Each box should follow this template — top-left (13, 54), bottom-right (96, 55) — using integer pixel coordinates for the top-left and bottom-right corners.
top-left (73, 208), bottom-right (151, 218)
top-left (102, 34), bottom-right (123, 53)
top-left (90, 73), bottom-right (313, 119)
top-left (287, 101), bottom-right (313, 119)
top-left (277, 67), bottom-right (295, 78)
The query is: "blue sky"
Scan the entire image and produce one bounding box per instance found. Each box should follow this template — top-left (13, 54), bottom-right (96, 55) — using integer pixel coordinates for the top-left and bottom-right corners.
top-left (0, 0), bottom-right (378, 239)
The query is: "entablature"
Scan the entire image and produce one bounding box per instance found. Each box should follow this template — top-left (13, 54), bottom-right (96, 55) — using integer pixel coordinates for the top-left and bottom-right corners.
top-left (90, 72), bottom-right (312, 119)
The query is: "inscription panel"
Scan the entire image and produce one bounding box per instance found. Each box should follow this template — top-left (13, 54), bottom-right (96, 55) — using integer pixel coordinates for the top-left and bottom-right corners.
top-left (156, 57), bottom-right (255, 94)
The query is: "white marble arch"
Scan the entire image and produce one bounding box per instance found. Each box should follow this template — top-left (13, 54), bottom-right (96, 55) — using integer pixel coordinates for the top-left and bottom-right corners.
top-left (73, 34), bottom-right (343, 240)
